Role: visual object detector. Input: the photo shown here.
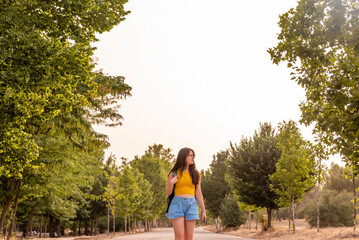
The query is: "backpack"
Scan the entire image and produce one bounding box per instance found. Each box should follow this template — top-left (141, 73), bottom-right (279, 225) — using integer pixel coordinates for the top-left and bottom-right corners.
top-left (166, 170), bottom-right (178, 213)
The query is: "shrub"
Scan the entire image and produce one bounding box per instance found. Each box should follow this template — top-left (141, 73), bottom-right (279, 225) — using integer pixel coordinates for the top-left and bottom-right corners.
top-left (303, 189), bottom-right (353, 227)
top-left (219, 194), bottom-right (247, 229)
top-left (254, 209), bottom-right (271, 230)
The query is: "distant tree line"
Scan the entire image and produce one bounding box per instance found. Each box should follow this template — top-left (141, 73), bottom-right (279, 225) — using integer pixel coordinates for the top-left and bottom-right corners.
top-left (103, 144), bottom-right (173, 236)
top-left (201, 121), bottom-right (316, 231)
top-left (201, 0), bottom-right (359, 232)
top-left (201, 122), bottom-right (356, 231)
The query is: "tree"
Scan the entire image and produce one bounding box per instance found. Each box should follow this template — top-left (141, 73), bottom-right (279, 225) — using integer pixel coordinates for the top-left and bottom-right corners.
top-left (103, 159), bottom-right (118, 236)
top-left (201, 151), bottom-right (231, 230)
top-left (342, 166), bottom-right (359, 231)
top-left (322, 163), bottom-right (359, 231)
top-left (88, 170), bottom-right (108, 236)
top-left (325, 164), bottom-right (355, 193)
top-left (219, 194), bottom-right (247, 229)
top-left (144, 144), bottom-right (175, 163)
top-left (227, 122), bottom-right (281, 229)
top-left (9, 129), bottom-right (106, 238)
top-left (0, 0), bottom-right (130, 180)
top-left (312, 136), bottom-right (329, 233)
top-left (130, 145), bottom-right (172, 222)
top-left (268, 0), bottom-right (359, 170)
top-left (0, 1), bottom-right (131, 235)
top-left (303, 189), bottom-right (353, 228)
top-left (133, 177), bottom-right (153, 232)
top-left (116, 166), bottom-right (154, 234)
top-left (270, 120), bottom-right (315, 232)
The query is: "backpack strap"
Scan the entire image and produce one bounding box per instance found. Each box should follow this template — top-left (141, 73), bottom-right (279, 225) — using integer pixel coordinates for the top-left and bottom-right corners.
top-left (171, 170), bottom-right (178, 194)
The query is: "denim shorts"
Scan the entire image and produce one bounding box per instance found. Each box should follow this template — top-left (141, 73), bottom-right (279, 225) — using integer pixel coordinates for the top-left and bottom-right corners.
top-left (166, 196), bottom-right (199, 220)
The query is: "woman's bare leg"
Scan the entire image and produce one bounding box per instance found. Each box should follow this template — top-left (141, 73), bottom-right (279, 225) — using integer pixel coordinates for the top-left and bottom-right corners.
top-left (171, 217), bottom-right (185, 240)
top-left (184, 220), bottom-right (196, 240)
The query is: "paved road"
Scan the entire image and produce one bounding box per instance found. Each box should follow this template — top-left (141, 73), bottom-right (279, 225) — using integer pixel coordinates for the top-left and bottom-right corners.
top-left (113, 227), bottom-right (251, 240)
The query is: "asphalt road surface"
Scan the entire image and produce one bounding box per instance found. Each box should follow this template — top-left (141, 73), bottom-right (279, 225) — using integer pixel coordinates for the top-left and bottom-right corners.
top-left (113, 227), bottom-right (251, 240)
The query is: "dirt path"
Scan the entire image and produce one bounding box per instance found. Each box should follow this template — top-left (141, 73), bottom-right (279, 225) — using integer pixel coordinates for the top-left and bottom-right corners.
top-left (113, 227), bottom-right (252, 240)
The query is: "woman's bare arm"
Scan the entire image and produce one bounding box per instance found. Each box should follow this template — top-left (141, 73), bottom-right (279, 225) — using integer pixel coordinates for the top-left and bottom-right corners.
top-left (195, 184), bottom-right (206, 222)
top-left (166, 172), bottom-right (178, 196)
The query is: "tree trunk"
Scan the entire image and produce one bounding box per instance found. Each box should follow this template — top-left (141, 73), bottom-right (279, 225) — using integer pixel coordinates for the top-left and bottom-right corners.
top-left (85, 219), bottom-right (89, 236)
top-left (292, 197), bottom-right (295, 232)
top-left (78, 220), bottom-right (81, 236)
top-left (317, 158), bottom-right (321, 233)
top-left (54, 218), bottom-right (60, 237)
top-left (134, 218), bottom-right (137, 233)
top-left (144, 220), bottom-right (147, 232)
top-left (266, 208), bottom-right (272, 229)
top-left (288, 206), bottom-right (291, 230)
top-left (40, 215), bottom-right (43, 238)
top-left (95, 216), bottom-right (98, 235)
top-left (0, 197), bottom-right (14, 238)
top-left (248, 210), bottom-right (251, 229)
top-left (112, 213), bottom-right (115, 236)
top-left (44, 215), bottom-right (48, 238)
top-left (124, 214), bottom-right (127, 234)
top-left (276, 209), bottom-right (281, 221)
top-left (0, 178), bottom-right (18, 237)
top-left (128, 215), bottom-right (131, 233)
top-left (107, 206), bottom-right (110, 236)
top-left (7, 194), bottom-right (19, 240)
top-left (49, 216), bottom-right (53, 237)
top-left (4, 225), bottom-right (7, 238)
top-left (132, 214), bottom-right (136, 233)
top-left (25, 206), bottom-right (35, 237)
top-left (90, 218), bottom-right (93, 236)
top-left (354, 176), bottom-right (357, 233)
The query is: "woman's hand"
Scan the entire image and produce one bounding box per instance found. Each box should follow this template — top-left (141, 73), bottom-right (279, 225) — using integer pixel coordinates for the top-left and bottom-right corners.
top-left (202, 211), bottom-right (206, 223)
top-left (166, 172), bottom-right (178, 196)
top-left (170, 175), bottom-right (178, 185)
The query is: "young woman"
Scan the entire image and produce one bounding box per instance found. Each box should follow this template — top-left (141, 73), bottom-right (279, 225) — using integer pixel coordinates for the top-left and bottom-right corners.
top-left (166, 147), bottom-right (206, 240)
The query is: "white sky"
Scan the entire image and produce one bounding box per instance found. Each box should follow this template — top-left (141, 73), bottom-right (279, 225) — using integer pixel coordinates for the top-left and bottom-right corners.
top-left (93, 0), bottom-right (343, 171)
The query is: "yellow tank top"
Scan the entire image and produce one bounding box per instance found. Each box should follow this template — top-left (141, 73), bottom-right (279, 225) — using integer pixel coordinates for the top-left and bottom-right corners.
top-left (174, 171), bottom-right (195, 196)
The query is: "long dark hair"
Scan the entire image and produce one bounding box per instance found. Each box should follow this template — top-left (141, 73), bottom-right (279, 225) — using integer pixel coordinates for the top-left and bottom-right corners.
top-left (169, 147), bottom-right (200, 185)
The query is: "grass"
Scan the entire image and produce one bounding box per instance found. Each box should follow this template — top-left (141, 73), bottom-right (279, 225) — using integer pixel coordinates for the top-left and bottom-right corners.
top-left (204, 219), bottom-right (359, 240)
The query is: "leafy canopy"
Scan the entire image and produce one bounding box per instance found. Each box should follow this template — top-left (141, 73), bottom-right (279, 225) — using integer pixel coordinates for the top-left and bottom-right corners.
top-left (0, 0), bottom-right (130, 179)
top-left (201, 151), bottom-right (231, 218)
top-left (227, 122), bottom-right (281, 210)
top-left (270, 120), bottom-right (315, 207)
top-left (268, 0), bottom-right (359, 166)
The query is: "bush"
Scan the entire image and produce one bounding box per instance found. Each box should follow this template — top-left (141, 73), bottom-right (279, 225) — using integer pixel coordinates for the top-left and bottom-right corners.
top-left (303, 189), bottom-right (353, 227)
top-left (255, 211), bottom-right (269, 231)
top-left (219, 194), bottom-right (247, 229)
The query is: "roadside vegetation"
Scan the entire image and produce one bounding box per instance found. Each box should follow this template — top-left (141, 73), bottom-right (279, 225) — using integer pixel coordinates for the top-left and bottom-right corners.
top-left (2, 0), bottom-right (359, 239)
